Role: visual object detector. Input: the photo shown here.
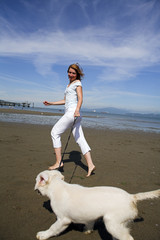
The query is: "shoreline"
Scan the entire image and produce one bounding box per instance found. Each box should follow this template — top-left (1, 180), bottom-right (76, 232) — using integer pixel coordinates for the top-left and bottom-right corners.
top-left (0, 121), bottom-right (160, 240)
top-left (1, 107), bottom-right (160, 134)
top-left (0, 107), bottom-right (63, 116)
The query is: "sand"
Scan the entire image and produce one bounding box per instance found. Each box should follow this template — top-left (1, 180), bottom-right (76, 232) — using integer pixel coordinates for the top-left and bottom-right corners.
top-left (0, 110), bottom-right (160, 240)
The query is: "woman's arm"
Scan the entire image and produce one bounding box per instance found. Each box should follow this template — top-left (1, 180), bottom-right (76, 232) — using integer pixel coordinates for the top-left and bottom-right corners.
top-left (74, 86), bottom-right (83, 117)
top-left (43, 98), bottom-right (65, 106)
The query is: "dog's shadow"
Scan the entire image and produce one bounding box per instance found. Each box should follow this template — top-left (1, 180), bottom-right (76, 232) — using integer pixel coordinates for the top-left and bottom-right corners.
top-left (43, 200), bottom-right (113, 240)
top-left (44, 200), bottom-right (144, 239)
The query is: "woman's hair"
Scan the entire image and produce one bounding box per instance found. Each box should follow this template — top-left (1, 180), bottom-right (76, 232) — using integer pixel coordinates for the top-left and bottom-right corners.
top-left (67, 63), bottom-right (84, 80)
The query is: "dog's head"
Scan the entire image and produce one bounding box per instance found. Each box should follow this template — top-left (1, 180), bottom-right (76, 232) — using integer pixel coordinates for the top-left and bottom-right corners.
top-left (34, 170), bottom-right (64, 197)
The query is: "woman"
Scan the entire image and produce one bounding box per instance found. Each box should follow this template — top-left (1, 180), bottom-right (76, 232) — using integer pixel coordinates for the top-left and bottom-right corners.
top-left (43, 63), bottom-right (95, 177)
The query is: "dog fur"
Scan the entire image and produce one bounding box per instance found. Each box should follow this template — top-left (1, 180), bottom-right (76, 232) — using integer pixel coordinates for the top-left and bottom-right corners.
top-left (34, 170), bottom-right (160, 240)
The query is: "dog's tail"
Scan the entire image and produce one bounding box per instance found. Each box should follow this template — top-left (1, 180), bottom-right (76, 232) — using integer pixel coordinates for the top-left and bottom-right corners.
top-left (133, 189), bottom-right (160, 203)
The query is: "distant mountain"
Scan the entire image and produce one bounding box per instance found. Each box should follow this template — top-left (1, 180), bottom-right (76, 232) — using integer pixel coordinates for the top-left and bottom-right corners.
top-left (83, 107), bottom-right (130, 114)
top-left (82, 107), bottom-right (160, 116)
top-left (95, 107), bottom-right (130, 114)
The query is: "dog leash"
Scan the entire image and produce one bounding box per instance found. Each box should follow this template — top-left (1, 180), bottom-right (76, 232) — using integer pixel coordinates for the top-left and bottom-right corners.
top-left (68, 163), bottom-right (78, 183)
top-left (58, 117), bottom-right (78, 170)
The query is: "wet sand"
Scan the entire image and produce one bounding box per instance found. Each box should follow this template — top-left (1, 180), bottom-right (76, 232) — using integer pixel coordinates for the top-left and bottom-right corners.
top-left (0, 113), bottom-right (160, 240)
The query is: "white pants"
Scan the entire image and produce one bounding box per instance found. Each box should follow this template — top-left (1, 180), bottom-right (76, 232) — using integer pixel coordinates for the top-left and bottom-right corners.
top-left (51, 110), bottom-right (91, 155)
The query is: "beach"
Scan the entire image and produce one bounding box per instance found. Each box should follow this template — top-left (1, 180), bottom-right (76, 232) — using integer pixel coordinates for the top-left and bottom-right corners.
top-left (0, 111), bottom-right (160, 240)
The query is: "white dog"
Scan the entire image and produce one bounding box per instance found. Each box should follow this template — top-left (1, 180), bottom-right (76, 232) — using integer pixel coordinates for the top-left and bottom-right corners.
top-left (35, 170), bottom-right (160, 240)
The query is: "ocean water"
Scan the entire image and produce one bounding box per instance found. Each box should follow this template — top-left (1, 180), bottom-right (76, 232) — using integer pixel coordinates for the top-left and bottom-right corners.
top-left (0, 107), bottom-right (160, 133)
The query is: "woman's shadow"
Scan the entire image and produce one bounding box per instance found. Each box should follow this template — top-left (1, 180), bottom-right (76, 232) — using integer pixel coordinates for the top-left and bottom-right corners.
top-left (58, 150), bottom-right (90, 180)
top-left (65, 150), bottom-right (89, 180)
top-left (61, 150), bottom-right (88, 170)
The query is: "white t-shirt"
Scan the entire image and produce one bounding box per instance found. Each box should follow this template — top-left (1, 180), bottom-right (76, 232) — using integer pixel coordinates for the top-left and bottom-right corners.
top-left (64, 81), bottom-right (82, 111)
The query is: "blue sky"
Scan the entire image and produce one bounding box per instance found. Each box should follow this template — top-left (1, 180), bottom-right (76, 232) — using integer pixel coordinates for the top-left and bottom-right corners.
top-left (0, 0), bottom-right (160, 113)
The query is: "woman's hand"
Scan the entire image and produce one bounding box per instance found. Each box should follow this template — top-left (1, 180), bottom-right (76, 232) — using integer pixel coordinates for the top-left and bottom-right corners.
top-left (74, 109), bottom-right (80, 117)
top-left (43, 101), bottom-right (51, 106)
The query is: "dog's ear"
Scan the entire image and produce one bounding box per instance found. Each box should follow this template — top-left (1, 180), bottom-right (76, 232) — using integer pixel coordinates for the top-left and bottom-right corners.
top-left (35, 172), bottom-right (50, 190)
top-left (37, 172), bottom-right (49, 186)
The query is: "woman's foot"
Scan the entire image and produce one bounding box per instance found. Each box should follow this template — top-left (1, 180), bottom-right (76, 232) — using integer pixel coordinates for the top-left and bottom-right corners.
top-left (86, 165), bottom-right (96, 177)
top-left (48, 162), bottom-right (63, 170)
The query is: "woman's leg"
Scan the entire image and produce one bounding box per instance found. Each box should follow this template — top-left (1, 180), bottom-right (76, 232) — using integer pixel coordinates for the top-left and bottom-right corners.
top-left (72, 117), bottom-right (95, 177)
top-left (48, 147), bottom-right (63, 170)
top-left (49, 112), bottom-right (73, 170)
top-left (84, 151), bottom-right (96, 177)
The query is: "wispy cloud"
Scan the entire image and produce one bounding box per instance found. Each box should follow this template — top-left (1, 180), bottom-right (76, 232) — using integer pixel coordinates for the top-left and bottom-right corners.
top-left (1, 16), bottom-right (159, 81)
top-left (0, 73), bottom-right (65, 103)
top-left (0, 27), bottom-right (159, 75)
top-left (0, 0), bottom-right (160, 112)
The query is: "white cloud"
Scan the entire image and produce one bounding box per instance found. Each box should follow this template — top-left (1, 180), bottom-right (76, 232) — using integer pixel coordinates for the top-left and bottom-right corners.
top-left (0, 20), bottom-right (159, 81)
top-left (0, 0), bottom-right (160, 112)
top-left (1, 1), bottom-right (160, 64)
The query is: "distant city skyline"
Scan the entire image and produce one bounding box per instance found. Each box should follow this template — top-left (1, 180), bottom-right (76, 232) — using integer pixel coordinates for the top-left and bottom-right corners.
top-left (0, 0), bottom-right (160, 113)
